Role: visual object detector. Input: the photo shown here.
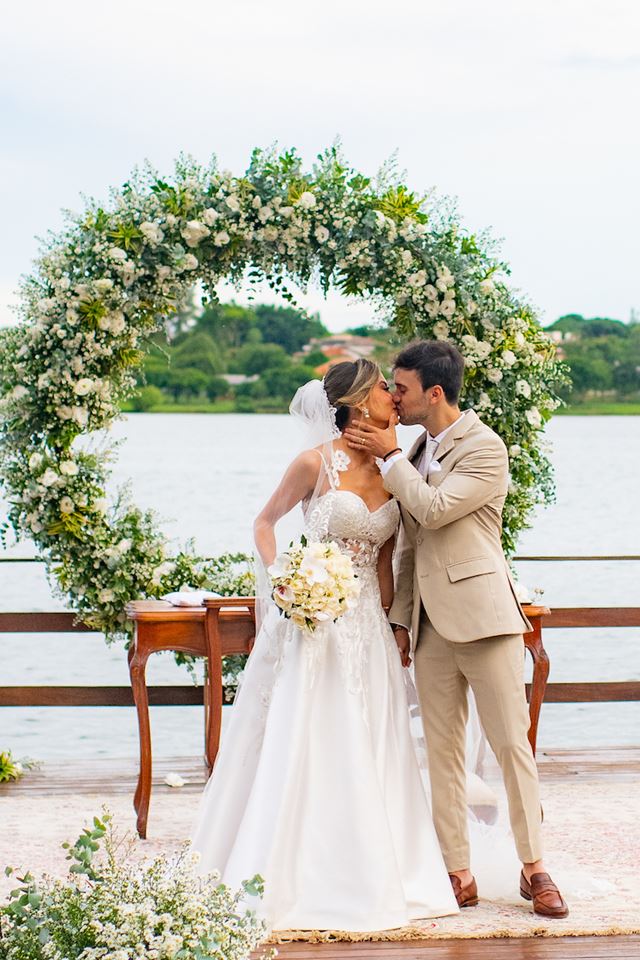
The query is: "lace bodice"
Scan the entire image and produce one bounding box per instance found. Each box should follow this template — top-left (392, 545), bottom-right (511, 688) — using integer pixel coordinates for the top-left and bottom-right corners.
top-left (304, 490), bottom-right (399, 569)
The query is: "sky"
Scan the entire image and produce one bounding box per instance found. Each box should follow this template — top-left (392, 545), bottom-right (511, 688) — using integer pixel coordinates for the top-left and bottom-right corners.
top-left (1, 0), bottom-right (639, 332)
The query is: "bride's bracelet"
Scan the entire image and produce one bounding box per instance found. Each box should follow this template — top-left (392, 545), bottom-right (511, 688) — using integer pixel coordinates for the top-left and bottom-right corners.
top-left (382, 446), bottom-right (402, 461)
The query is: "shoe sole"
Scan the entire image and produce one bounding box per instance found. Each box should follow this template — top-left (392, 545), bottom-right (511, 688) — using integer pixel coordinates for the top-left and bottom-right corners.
top-left (460, 897), bottom-right (479, 907)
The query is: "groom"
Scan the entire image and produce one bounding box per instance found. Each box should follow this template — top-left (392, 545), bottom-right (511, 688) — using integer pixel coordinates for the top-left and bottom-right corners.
top-left (345, 340), bottom-right (568, 918)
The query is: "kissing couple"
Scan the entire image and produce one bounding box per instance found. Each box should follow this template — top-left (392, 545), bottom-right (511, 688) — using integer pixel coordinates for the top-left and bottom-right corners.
top-left (191, 339), bottom-right (568, 932)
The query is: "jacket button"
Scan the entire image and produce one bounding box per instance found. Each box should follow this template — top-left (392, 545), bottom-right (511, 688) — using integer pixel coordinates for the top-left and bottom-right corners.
top-left (416, 537), bottom-right (423, 545)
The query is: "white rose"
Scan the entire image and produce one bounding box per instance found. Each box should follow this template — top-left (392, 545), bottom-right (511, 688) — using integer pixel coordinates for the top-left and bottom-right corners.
top-left (525, 407), bottom-right (542, 428)
top-left (257, 205), bottom-right (273, 222)
top-left (516, 379), bottom-right (532, 398)
top-left (94, 278), bottom-right (114, 293)
top-left (439, 299), bottom-right (456, 317)
top-left (108, 247), bottom-right (127, 261)
top-left (181, 220), bottom-right (210, 248)
top-left (479, 278), bottom-right (495, 295)
top-left (11, 385), bottom-right (29, 400)
top-left (509, 444), bottom-right (522, 457)
top-left (29, 452), bottom-right (44, 471)
top-left (424, 284), bottom-right (438, 301)
top-left (502, 350), bottom-right (517, 367)
top-left (225, 195), bottom-right (241, 213)
top-left (165, 213), bottom-right (178, 227)
top-left (139, 221), bottom-right (164, 245)
top-left (297, 191), bottom-right (316, 209)
top-left (213, 230), bottom-right (230, 246)
top-left (251, 195), bottom-right (262, 209)
top-left (182, 253), bottom-right (198, 271)
top-left (74, 378), bottom-right (94, 396)
top-left (40, 468), bottom-right (59, 487)
top-left (93, 498), bottom-right (108, 514)
top-left (435, 278), bottom-right (448, 293)
top-left (59, 496), bottom-right (74, 514)
top-left (72, 406), bottom-right (89, 428)
top-left (56, 405), bottom-right (73, 420)
top-left (432, 321), bottom-right (450, 340)
top-left (315, 225), bottom-right (330, 244)
top-left (486, 368), bottom-right (503, 383)
top-left (109, 311), bottom-right (126, 335)
top-left (407, 270), bottom-right (427, 288)
top-left (514, 331), bottom-right (526, 347)
top-left (157, 265), bottom-right (171, 282)
top-left (202, 207), bottom-right (220, 226)
top-left (60, 460), bottom-right (79, 476)
top-left (401, 250), bottom-right (413, 268)
top-left (98, 588), bottom-right (115, 603)
top-left (262, 225), bottom-right (278, 242)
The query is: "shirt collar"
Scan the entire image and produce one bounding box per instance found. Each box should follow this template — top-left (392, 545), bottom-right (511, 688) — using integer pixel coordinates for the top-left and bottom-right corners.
top-left (428, 411), bottom-right (467, 445)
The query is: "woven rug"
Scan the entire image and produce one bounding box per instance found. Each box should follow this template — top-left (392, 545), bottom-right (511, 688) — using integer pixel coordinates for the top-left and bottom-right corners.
top-left (1, 779), bottom-right (638, 941)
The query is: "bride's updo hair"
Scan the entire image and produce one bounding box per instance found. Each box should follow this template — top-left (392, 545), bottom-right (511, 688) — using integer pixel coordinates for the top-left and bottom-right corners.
top-left (323, 359), bottom-right (380, 431)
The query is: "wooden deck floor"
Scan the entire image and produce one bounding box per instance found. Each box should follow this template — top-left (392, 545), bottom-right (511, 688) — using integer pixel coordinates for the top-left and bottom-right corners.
top-left (4, 747), bottom-right (639, 959)
top-left (7, 745), bottom-right (640, 797)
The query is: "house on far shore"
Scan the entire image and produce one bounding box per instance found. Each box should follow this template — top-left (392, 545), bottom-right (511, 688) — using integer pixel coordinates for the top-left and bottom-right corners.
top-left (298, 333), bottom-right (378, 375)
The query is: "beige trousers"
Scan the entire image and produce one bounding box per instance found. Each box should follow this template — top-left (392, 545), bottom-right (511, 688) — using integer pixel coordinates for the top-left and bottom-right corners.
top-left (414, 618), bottom-right (543, 871)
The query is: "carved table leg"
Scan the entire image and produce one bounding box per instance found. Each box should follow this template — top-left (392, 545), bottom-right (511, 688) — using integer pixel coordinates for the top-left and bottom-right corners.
top-left (524, 621), bottom-right (550, 757)
top-left (128, 640), bottom-right (152, 839)
top-left (203, 607), bottom-right (223, 775)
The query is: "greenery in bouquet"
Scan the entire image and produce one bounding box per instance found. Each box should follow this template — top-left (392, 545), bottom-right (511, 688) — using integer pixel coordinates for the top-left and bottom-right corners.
top-left (0, 812), bottom-right (268, 960)
top-left (0, 143), bottom-right (566, 672)
top-left (0, 750), bottom-right (39, 784)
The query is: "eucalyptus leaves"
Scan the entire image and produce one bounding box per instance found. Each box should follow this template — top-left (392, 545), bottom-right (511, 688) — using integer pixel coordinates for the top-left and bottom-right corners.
top-left (0, 145), bottom-right (566, 647)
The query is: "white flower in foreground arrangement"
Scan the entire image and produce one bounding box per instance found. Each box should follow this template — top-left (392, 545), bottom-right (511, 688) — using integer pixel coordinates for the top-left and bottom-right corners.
top-left (139, 221), bottom-right (164, 245)
top-left (108, 246), bottom-right (127, 261)
top-left (98, 588), bottom-right (115, 603)
top-left (181, 220), bottom-right (210, 247)
top-left (315, 225), bottom-right (330, 244)
top-left (29, 452), bottom-right (44, 471)
top-left (74, 378), bottom-right (95, 396)
top-left (157, 264), bottom-right (171, 282)
top-left (525, 406), bottom-right (543, 428)
top-left (407, 270), bottom-right (427, 288)
top-left (94, 278), bottom-right (114, 293)
top-left (10, 385), bottom-right (29, 400)
top-left (72, 406), bottom-right (89, 428)
top-left (516, 379), bottom-right (532, 398)
top-left (59, 496), bottom-right (74, 514)
top-left (164, 771), bottom-right (188, 787)
top-left (502, 349), bottom-right (517, 367)
top-left (486, 368), bottom-right (503, 383)
top-left (40, 468), bottom-right (59, 487)
top-left (297, 191), bottom-right (316, 209)
top-left (213, 230), bottom-right (230, 246)
top-left (479, 277), bottom-right (495, 295)
top-left (225, 194), bottom-right (241, 212)
top-left (509, 444), bottom-right (522, 457)
top-left (60, 460), bottom-right (79, 476)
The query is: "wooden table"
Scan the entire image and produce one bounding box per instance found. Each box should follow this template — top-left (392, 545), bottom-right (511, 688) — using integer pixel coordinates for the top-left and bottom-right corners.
top-left (126, 599), bottom-right (549, 838)
top-left (126, 598), bottom-right (255, 838)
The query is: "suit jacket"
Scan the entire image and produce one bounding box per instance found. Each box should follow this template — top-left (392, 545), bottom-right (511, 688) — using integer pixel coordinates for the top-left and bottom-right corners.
top-left (385, 409), bottom-right (531, 648)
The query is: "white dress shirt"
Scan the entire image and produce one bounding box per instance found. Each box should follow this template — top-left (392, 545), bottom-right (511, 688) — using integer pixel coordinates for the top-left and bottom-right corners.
top-left (379, 411), bottom-right (467, 478)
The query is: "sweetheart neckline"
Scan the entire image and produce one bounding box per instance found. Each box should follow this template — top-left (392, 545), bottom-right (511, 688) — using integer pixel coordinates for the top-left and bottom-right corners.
top-left (318, 489), bottom-right (397, 517)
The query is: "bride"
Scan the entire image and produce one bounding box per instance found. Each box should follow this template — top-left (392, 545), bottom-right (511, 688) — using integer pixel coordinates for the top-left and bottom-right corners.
top-left (191, 359), bottom-right (459, 932)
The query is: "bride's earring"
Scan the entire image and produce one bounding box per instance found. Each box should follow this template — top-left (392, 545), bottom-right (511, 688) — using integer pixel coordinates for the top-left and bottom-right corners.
top-left (362, 406), bottom-right (370, 419)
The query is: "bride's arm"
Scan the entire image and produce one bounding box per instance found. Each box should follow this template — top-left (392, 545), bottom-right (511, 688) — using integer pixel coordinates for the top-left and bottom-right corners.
top-left (254, 450), bottom-right (320, 566)
top-left (377, 535), bottom-right (395, 612)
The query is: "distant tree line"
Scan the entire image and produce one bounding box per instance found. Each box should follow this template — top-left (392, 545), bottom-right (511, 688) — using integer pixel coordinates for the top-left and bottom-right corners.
top-left (549, 314), bottom-right (640, 401)
top-left (134, 299), bottom-right (329, 410)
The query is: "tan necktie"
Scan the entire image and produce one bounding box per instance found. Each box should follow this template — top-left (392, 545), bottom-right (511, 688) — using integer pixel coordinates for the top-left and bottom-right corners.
top-left (421, 436), bottom-right (439, 477)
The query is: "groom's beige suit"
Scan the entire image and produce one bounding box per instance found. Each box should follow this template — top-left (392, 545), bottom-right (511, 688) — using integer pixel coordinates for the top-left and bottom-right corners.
top-left (385, 409), bottom-right (543, 870)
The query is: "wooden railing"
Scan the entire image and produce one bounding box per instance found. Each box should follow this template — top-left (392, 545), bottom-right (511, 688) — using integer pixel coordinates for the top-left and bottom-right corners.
top-left (1, 606), bottom-right (639, 708)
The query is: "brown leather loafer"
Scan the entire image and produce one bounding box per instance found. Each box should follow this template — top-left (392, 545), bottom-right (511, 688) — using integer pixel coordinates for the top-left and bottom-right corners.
top-left (520, 870), bottom-right (569, 918)
top-left (449, 873), bottom-right (479, 907)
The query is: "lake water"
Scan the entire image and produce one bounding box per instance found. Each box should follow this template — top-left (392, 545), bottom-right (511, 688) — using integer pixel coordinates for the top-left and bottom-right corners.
top-left (1, 414), bottom-right (639, 759)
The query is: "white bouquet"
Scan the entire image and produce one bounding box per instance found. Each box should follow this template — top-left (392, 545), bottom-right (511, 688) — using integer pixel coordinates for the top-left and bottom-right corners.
top-left (268, 535), bottom-right (361, 633)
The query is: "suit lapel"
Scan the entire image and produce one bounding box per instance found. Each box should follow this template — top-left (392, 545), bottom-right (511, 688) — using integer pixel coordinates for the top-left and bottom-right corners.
top-left (433, 409), bottom-right (478, 463)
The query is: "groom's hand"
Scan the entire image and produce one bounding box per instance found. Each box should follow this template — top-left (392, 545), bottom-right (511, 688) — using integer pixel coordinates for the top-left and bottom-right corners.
top-left (392, 625), bottom-right (412, 668)
top-left (344, 412), bottom-right (399, 460)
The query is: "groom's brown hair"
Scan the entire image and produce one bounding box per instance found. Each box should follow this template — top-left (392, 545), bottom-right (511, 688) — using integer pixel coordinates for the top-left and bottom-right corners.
top-left (394, 340), bottom-right (464, 404)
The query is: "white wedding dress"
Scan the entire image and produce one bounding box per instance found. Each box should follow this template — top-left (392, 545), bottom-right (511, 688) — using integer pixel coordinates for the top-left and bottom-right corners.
top-left (191, 452), bottom-right (458, 932)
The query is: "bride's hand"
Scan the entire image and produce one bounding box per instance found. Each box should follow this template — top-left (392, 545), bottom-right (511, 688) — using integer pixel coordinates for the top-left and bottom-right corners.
top-left (392, 625), bottom-right (412, 668)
